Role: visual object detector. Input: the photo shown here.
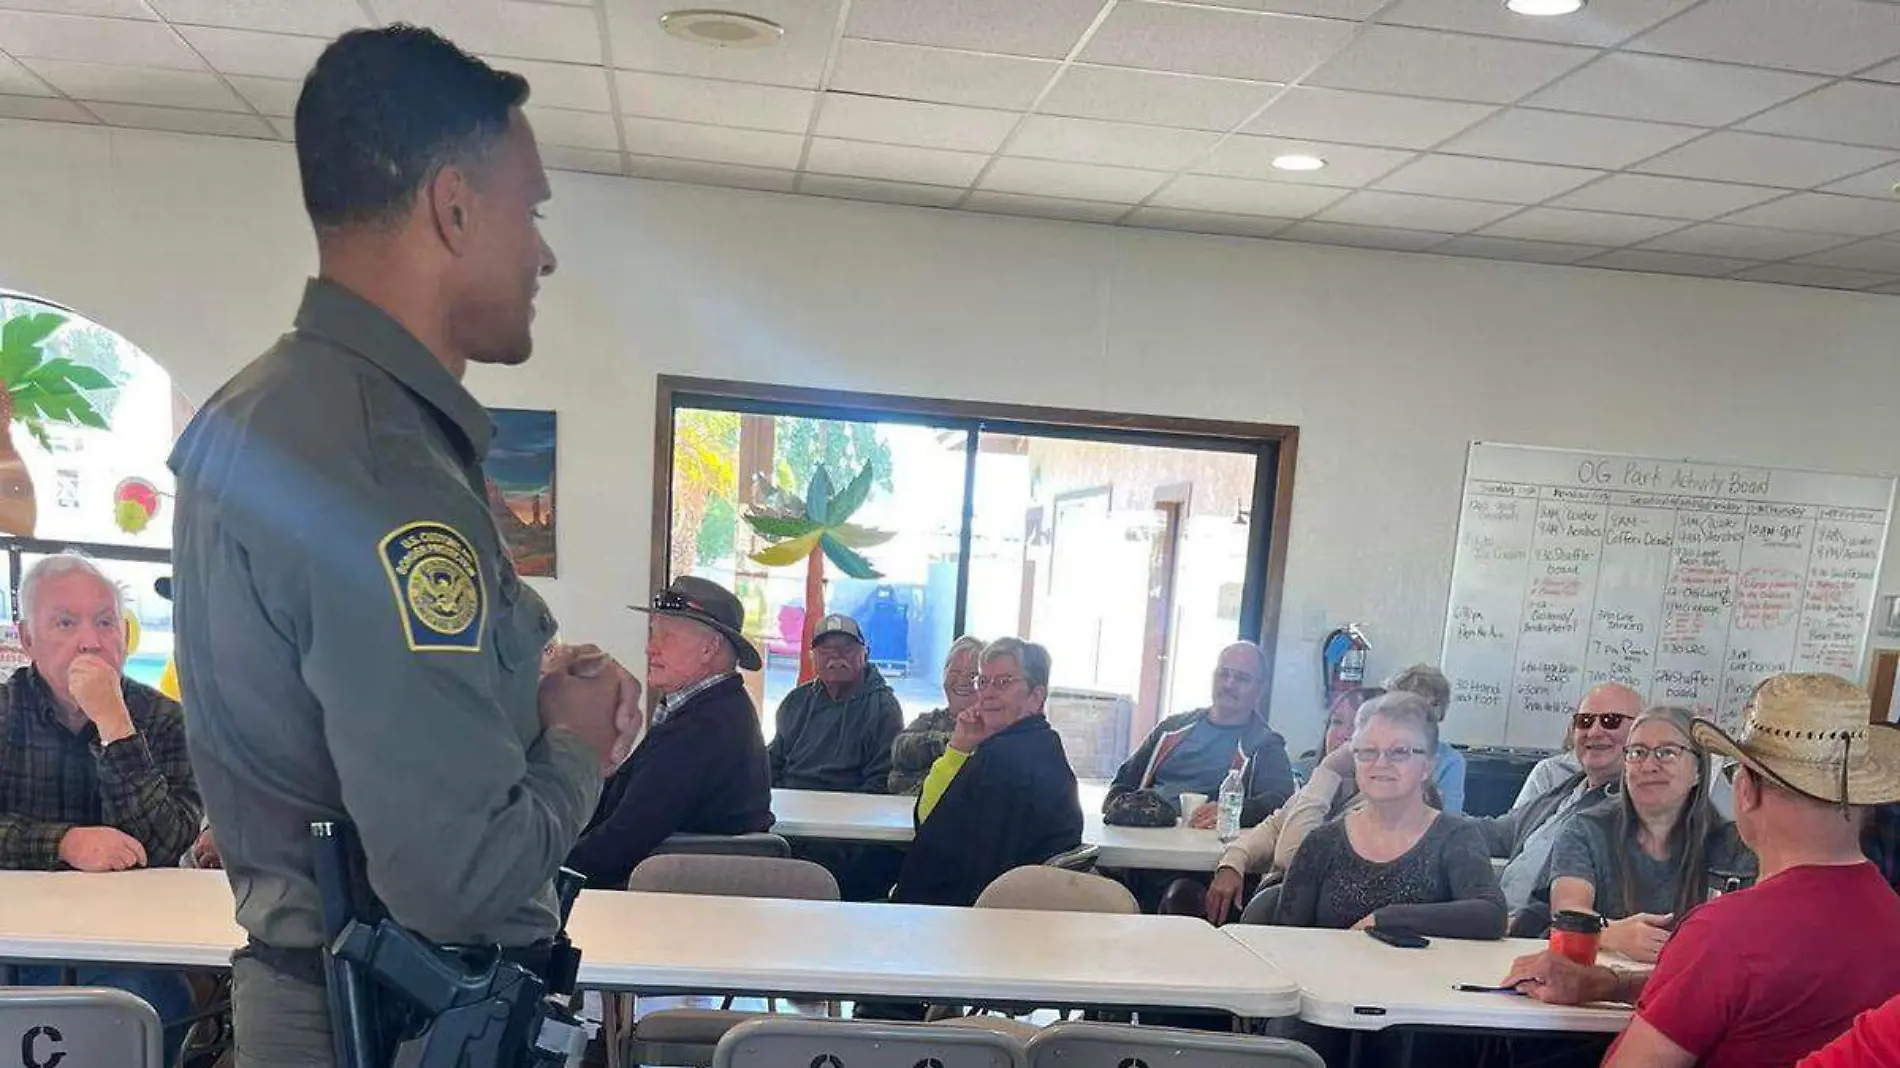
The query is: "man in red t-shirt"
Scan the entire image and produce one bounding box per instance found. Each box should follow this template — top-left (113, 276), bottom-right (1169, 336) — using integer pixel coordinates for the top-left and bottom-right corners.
top-left (1800, 992), bottom-right (1900, 1068)
top-left (1504, 674), bottom-right (1900, 1068)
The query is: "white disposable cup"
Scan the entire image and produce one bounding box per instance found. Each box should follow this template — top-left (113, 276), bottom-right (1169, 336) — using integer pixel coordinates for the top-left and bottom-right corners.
top-left (1179, 793), bottom-right (1208, 822)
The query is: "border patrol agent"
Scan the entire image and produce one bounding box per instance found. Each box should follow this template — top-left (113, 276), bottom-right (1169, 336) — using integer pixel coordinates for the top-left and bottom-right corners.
top-left (167, 27), bottom-right (634, 1066)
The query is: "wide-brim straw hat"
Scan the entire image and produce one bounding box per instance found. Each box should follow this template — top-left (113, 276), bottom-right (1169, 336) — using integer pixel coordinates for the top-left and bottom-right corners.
top-left (1691, 673), bottom-right (1900, 807)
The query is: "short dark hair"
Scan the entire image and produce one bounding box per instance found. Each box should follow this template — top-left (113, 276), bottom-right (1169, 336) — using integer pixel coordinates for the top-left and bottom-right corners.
top-left (295, 25), bottom-right (529, 229)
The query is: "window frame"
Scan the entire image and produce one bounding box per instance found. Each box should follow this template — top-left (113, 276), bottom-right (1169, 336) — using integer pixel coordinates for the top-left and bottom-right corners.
top-left (652, 374), bottom-right (1300, 715)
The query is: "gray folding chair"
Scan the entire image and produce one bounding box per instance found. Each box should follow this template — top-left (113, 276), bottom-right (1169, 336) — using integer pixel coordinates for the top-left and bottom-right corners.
top-left (715, 1017), bottom-right (1025, 1068)
top-left (611, 855), bottom-right (840, 1068)
top-left (650, 832), bottom-right (791, 859)
top-left (1025, 1022), bottom-right (1323, 1068)
top-left (0, 987), bottom-right (165, 1068)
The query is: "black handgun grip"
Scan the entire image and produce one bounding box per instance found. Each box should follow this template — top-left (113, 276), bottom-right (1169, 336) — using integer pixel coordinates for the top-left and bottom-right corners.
top-left (311, 821), bottom-right (357, 941)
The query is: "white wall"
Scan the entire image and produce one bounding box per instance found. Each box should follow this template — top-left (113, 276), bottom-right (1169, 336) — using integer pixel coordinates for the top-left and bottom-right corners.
top-left (4, 118), bottom-right (1898, 756)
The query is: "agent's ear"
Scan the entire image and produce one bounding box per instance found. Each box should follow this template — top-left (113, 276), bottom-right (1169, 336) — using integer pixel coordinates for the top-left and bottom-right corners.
top-left (425, 164), bottom-right (475, 255)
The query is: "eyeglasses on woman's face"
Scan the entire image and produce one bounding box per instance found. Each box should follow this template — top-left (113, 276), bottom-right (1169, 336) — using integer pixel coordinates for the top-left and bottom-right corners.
top-left (1623, 743), bottom-right (1692, 766)
top-left (1351, 745), bottom-right (1429, 766)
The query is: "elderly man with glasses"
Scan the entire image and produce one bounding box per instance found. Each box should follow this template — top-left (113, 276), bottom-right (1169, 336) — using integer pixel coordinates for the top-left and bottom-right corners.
top-left (890, 637), bottom-right (1084, 908)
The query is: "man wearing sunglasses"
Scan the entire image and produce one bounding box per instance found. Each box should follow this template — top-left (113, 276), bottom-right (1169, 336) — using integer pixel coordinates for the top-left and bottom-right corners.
top-left (1478, 682), bottom-right (1643, 917)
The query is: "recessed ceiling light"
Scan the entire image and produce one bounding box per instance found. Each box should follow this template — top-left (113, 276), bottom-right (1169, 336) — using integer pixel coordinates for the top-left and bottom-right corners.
top-left (1271, 154), bottom-right (1327, 172)
top-left (659, 9), bottom-right (784, 49)
top-left (1505, 0), bottom-right (1585, 15)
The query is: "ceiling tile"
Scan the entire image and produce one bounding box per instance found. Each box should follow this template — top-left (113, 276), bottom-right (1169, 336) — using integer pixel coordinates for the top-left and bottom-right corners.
top-left (1626, 0), bottom-right (1900, 75)
top-left (1730, 263), bottom-right (1899, 289)
top-left (1376, 154), bottom-right (1601, 202)
top-left (1039, 65), bottom-right (1280, 132)
top-left (1148, 173), bottom-right (1349, 216)
top-left (266, 115), bottom-right (292, 140)
top-left (1635, 132), bottom-right (1898, 188)
top-left (0, 94), bottom-right (94, 121)
top-left (830, 39), bottom-right (1057, 111)
top-left (845, 0), bottom-right (1104, 59)
top-left (1861, 56), bottom-right (1900, 83)
top-left (385, 0), bottom-right (603, 64)
top-left (22, 58), bottom-right (245, 111)
top-left (1548, 174), bottom-right (1788, 218)
top-left (1440, 108), bottom-right (1702, 169)
top-left (149, 0), bottom-right (367, 36)
top-left (1378, 0), bottom-right (1697, 46)
top-left (800, 174), bottom-right (966, 208)
top-left (620, 116), bottom-right (806, 169)
top-left (1196, 136), bottom-right (1415, 186)
top-left (617, 71), bottom-right (814, 133)
top-left (86, 101), bottom-right (273, 137)
top-left (1435, 235), bottom-right (1606, 264)
top-left (0, 0), bottom-right (154, 17)
top-left (1080, 3), bottom-right (1358, 83)
top-left (978, 157), bottom-right (1169, 203)
top-left (1006, 114), bottom-right (1220, 170)
top-left (1277, 221), bottom-right (1451, 252)
top-left (1797, 239), bottom-right (1900, 271)
top-left (1640, 222), bottom-right (1853, 259)
top-left (1304, 26), bottom-right (1595, 104)
top-left (1741, 82), bottom-right (1900, 150)
top-left (1316, 190), bottom-right (1518, 231)
top-left (0, 54), bottom-right (51, 96)
top-left (1480, 206), bottom-right (1691, 243)
top-left (225, 74), bottom-right (299, 117)
top-left (1124, 206), bottom-right (1292, 238)
top-left (815, 94), bottom-right (1018, 153)
top-left (805, 137), bottom-right (988, 187)
top-left (1525, 53), bottom-right (1825, 127)
top-left (523, 106), bottom-right (620, 151)
top-left (492, 58), bottom-right (613, 113)
top-left (1817, 161), bottom-right (1900, 199)
top-left (1583, 248), bottom-right (1756, 276)
top-left (1185, 0), bottom-right (1387, 16)
top-left (177, 26), bottom-right (326, 79)
top-left (1717, 191), bottom-right (1900, 235)
top-left (1244, 87), bottom-right (1496, 150)
top-left (0, 11), bottom-right (205, 70)
top-left (964, 191), bottom-right (1132, 223)
top-left (542, 146), bottom-right (624, 176)
top-left (624, 154), bottom-right (798, 193)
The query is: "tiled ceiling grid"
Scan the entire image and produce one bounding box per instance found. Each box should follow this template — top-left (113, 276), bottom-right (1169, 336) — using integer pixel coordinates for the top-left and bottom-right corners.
top-left (12, 1), bottom-right (1900, 292)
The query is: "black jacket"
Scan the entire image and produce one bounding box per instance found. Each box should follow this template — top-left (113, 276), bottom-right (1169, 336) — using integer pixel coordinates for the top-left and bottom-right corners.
top-left (1105, 708), bottom-right (1295, 827)
top-left (566, 675), bottom-right (773, 889)
top-left (892, 715), bottom-right (1083, 908)
top-left (768, 665), bottom-right (904, 793)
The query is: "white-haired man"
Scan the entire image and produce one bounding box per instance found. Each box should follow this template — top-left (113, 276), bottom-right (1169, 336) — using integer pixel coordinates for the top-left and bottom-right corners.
top-left (0, 553), bottom-right (203, 1064)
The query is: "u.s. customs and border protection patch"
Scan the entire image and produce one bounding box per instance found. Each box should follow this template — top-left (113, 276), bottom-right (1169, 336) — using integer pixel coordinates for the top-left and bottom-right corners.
top-left (379, 520), bottom-right (486, 652)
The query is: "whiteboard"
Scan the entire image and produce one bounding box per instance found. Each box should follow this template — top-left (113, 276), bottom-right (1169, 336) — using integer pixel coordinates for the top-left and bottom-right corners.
top-left (1440, 443), bottom-right (1895, 749)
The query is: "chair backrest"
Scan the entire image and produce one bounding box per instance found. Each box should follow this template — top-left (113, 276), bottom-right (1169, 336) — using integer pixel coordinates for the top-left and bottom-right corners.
top-left (1025, 1022), bottom-right (1323, 1068)
top-left (0, 987), bottom-right (164, 1068)
top-left (651, 832), bottom-right (791, 859)
top-left (973, 866), bottom-right (1139, 915)
top-left (1042, 844), bottom-right (1100, 872)
top-left (628, 854), bottom-right (839, 900)
top-left (715, 1017), bottom-right (1024, 1068)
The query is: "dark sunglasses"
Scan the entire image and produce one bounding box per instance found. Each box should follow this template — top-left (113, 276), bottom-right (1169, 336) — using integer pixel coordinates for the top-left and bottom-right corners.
top-left (1574, 712), bottom-right (1630, 731)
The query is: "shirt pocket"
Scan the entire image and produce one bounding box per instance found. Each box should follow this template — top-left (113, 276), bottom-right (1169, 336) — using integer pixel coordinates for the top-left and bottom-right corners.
top-left (493, 560), bottom-right (556, 677)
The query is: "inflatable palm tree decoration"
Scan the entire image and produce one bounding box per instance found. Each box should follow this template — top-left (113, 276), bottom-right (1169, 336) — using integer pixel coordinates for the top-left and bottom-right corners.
top-left (744, 462), bottom-right (891, 683)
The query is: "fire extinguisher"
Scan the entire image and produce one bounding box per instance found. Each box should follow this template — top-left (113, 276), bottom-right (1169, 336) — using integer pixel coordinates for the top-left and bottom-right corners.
top-left (1321, 624), bottom-right (1371, 705)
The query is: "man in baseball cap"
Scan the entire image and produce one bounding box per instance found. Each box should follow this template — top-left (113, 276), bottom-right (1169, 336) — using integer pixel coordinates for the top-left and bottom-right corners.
top-left (563, 577), bottom-right (772, 889)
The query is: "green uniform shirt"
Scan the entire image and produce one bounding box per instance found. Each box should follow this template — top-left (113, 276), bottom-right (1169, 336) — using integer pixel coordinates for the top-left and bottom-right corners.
top-left (168, 278), bottom-right (601, 950)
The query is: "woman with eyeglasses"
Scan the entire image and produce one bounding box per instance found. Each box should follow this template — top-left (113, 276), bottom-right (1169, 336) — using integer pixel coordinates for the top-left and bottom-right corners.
top-left (1537, 706), bottom-right (1754, 963)
top-left (1272, 691), bottom-right (1506, 938)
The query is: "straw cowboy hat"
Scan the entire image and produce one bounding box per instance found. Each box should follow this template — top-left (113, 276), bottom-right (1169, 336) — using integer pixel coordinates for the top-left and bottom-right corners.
top-left (1692, 673), bottom-right (1900, 807)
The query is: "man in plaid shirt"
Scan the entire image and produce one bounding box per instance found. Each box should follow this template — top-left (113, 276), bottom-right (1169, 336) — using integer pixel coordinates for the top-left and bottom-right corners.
top-left (0, 553), bottom-right (203, 1065)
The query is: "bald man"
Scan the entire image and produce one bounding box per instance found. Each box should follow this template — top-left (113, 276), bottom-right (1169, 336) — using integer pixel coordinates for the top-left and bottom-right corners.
top-left (1106, 642), bottom-right (1295, 829)
top-left (1480, 682), bottom-right (1645, 915)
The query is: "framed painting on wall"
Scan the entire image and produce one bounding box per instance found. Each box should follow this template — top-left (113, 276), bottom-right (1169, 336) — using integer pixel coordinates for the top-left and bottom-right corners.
top-left (484, 407), bottom-right (557, 577)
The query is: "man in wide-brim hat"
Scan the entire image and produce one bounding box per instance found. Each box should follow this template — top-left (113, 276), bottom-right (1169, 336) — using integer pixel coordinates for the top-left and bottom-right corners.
top-left (1505, 673), bottom-right (1900, 1068)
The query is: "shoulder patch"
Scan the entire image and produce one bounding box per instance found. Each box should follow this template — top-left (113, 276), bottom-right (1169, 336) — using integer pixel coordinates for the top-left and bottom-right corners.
top-left (379, 521), bottom-right (487, 653)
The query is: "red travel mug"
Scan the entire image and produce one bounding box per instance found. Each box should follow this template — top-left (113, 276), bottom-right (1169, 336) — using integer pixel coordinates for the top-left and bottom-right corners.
top-left (1549, 910), bottom-right (1605, 966)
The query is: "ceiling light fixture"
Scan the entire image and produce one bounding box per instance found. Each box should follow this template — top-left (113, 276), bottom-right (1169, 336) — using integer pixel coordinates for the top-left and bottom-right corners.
top-left (659, 9), bottom-right (785, 49)
top-left (1504, 0), bottom-right (1585, 15)
top-left (1271, 154), bottom-right (1327, 172)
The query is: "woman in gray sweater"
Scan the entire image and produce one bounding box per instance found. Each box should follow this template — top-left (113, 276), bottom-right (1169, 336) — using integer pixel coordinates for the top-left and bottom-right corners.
top-left (1275, 691), bottom-right (1507, 940)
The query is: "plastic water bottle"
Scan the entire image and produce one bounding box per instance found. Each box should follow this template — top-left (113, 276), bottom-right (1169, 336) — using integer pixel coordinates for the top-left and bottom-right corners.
top-left (1216, 757), bottom-right (1245, 841)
